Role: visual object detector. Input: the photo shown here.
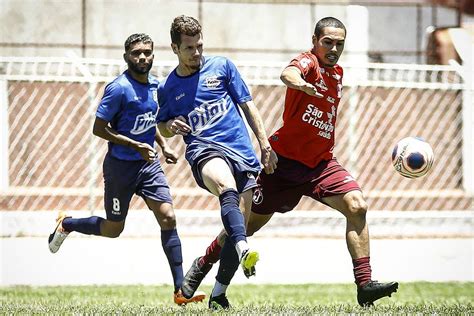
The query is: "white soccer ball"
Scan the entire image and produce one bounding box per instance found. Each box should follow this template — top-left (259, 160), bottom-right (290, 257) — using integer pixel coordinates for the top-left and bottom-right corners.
top-left (391, 137), bottom-right (434, 178)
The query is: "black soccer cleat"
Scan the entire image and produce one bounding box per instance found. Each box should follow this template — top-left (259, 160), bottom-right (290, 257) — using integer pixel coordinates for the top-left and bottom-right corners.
top-left (357, 280), bottom-right (399, 307)
top-left (208, 293), bottom-right (230, 310)
top-left (181, 256), bottom-right (213, 299)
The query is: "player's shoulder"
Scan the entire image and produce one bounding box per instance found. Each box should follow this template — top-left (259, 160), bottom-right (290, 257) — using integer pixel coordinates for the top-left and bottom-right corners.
top-left (111, 71), bottom-right (129, 85)
top-left (148, 74), bottom-right (159, 85)
top-left (288, 51), bottom-right (318, 72)
top-left (333, 63), bottom-right (343, 76)
top-left (290, 51), bottom-right (318, 66)
top-left (204, 55), bottom-right (235, 69)
top-left (108, 72), bottom-right (135, 92)
top-left (157, 69), bottom-right (176, 91)
top-left (295, 51), bottom-right (318, 62)
top-left (206, 55), bottom-right (228, 63)
top-left (104, 73), bottom-right (128, 95)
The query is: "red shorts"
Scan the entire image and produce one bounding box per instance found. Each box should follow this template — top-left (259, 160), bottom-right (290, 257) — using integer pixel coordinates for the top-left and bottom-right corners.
top-left (252, 154), bottom-right (361, 214)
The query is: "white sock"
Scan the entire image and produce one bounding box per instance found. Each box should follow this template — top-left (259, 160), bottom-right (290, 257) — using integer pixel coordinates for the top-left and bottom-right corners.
top-left (211, 281), bottom-right (228, 297)
top-left (235, 240), bottom-right (249, 260)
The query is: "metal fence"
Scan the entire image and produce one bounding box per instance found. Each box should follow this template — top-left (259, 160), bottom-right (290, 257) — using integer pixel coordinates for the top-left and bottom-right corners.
top-left (0, 57), bottom-right (472, 212)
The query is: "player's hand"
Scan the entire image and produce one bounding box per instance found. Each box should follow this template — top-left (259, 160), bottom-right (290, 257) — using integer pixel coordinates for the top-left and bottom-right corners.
top-left (161, 145), bottom-right (178, 164)
top-left (136, 142), bottom-right (158, 162)
top-left (166, 116), bottom-right (192, 136)
top-left (261, 147), bottom-right (278, 174)
top-left (299, 82), bottom-right (324, 98)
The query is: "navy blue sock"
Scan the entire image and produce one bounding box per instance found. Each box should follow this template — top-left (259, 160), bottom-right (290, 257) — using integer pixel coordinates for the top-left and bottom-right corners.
top-left (161, 228), bottom-right (184, 292)
top-left (219, 189), bottom-right (246, 245)
top-left (215, 236), bottom-right (239, 285)
top-left (62, 216), bottom-right (103, 235)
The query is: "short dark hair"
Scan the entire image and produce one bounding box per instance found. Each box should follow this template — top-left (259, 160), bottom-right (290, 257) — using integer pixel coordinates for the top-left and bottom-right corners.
top-left (170, 15), bottom-right (202, 47)
top-left (314, 17), bottom-right (346, 39)
top-left (124, 33), bottom-right (153, 52)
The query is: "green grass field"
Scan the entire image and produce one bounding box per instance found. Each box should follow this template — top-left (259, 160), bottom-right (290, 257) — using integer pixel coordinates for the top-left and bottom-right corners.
top-left (1, 282), bottom-right (472, 314)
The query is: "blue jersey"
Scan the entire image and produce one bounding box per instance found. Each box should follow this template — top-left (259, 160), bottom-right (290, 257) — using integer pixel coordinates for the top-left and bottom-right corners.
top-left (157, 56), bottom-right (260, 173)
top-left (96, 71), bottom-right (159, 161)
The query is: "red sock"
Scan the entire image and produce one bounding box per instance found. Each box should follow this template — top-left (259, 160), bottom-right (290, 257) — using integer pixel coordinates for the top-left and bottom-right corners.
top-left (199, 237), bottom-right (222, 267)
top-left (353, 256), bottom-right (372, 287)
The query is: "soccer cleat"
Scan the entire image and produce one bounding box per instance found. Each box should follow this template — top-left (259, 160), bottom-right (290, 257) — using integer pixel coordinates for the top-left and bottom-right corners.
top-left (173, 289), bottom-right (206, 305)
top-left (357, 280), bottom-right (399, 307)
top-left (208, 293), bottom-right (230, 310)
top-left (181, 256), bottom-right (213, 299)
top-left (240, 249), bottom-right (259, 278)
top-left (48, 211), bottom-right (70, 253)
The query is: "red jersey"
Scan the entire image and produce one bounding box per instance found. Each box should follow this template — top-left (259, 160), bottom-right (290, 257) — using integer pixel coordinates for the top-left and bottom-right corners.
top-left (269, 51), bottom-right (343, 168)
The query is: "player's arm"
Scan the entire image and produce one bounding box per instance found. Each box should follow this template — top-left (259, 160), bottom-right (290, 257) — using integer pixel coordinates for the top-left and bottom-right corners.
top-left (280, 66), bottom-right (323, 98)
top-left (158, 116), bottom-right (191, 138)
top-left (92, 117), bottom-right (157, 162)
top-left (154, 128), bottom-right (178, 164)
top-left (239, 100), bottom-right (278, 174)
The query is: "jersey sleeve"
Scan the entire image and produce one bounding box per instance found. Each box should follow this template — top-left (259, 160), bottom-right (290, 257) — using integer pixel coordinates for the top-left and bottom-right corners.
top-left (96, 82), bottom-right (123, 122)
top-left (225, 58), bottom-right (252, 104)
top-left (287, 53), bottom-right (318, 80)
top-left (156, 85), bottom-right (170, 123)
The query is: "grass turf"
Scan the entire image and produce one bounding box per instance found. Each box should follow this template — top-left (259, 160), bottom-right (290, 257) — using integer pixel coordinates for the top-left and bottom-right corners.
top-left (1, 282), bottom-right (473, 314)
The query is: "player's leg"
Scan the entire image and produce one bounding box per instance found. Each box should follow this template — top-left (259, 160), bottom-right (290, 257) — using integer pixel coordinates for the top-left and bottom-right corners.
top-left (48, 155), bottom-right (133, 253)
top-left (323, 190), bottom-right (369, 259)
top-left (200, 157), bottom-right (251, 263)
top-left (200, 157), bottom-right (255, 309)
top-left (238, 189), bottom-right (262, 277)
top-left (145, 198), bottom-right (206, 305)
top-left (207, 191), bottom-right (263, 310)
top-left (317, 159), bottom-right (398, 306)
top-left (183, 164), bottom-right (295, 301)
top-left (48, 207), bottom-right (127, 253)
top-left (246, 209), bottom-right (274, 237)
top-left (192, 191), bottom-right (264, 269)
top-left (138, 159), bottom-right (205, 305)
top-left (322, 191), bottom-right (398, 306)
top-left (181, 229), bottom-right (225, 299)
top-left (181, 209), bottom-right (273, 301)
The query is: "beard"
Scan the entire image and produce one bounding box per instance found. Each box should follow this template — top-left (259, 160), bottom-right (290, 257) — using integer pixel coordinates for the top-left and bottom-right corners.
top-left (189, 63), bottom-right (201, 71)
top-left (127, 60), bottom-right (153, 74)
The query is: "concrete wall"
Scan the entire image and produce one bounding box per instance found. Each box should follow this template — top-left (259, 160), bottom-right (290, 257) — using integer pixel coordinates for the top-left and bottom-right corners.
top-left (0, 0), bottom-right (461, 63)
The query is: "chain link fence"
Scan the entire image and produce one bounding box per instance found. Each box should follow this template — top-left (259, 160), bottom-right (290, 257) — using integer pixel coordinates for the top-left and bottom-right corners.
top-left (0, 57), bottom-right (472, 212)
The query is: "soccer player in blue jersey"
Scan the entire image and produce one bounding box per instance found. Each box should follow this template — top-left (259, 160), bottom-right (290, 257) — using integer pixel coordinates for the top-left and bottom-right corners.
top-left (48, 33), bottom-right (205, 306)
top-left (157, 15), bottom-right (278, 310)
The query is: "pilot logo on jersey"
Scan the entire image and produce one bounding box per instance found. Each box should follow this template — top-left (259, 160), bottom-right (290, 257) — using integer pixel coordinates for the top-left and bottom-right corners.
top-left (188, 99), bottom-right (229, 134)
top-left (130, 111), bottom-right (157, 135)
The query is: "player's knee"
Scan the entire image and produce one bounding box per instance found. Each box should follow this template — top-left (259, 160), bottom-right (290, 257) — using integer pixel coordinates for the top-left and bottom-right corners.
top-left (160, 212), bottom-right (177, 228)
top-left (154, 204), bottom-right (177, 229)
top-left (348, 199), bottom-right (368, 218)
top-left (102, 221), bottom-right (125, 238)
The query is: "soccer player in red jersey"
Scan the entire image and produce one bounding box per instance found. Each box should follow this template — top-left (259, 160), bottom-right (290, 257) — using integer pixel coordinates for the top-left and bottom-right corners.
top-left (182, 17), bottom-right (398, 307)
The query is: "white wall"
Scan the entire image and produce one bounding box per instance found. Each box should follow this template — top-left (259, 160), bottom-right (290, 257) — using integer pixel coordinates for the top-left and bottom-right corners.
top-left (2, 0), bottom-right (460, 63)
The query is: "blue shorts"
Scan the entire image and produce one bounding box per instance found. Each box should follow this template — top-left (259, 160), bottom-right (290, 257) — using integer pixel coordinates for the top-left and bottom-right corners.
top-left (191, 148), bottom-right (258, 194)
top-left (103, 154), bottom-right (173, 221)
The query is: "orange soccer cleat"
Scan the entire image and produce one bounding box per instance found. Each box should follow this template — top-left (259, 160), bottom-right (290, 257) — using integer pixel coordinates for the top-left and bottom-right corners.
top-left (173, 289), bottom-right (206, 306)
